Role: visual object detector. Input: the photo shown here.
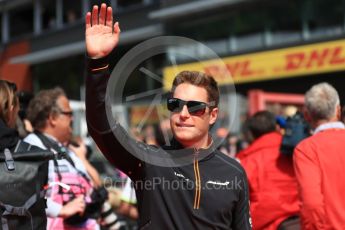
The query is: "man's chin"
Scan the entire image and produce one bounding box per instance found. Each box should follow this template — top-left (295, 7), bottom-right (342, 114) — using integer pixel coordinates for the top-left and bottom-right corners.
top-left (175, 135), bottom-right (195, 147)
top-left (60, 135), bottom-right (72, 145)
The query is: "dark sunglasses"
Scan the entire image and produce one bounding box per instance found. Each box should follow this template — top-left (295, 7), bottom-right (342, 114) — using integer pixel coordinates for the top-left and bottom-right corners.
top-left (167, 98), bottom-right (212, 116)
top-left (59, 110), bottom-right (73, 117)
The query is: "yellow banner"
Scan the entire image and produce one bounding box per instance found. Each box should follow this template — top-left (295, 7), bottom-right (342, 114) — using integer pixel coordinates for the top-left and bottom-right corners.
top-left (163, 39), bottom-right (345, 90)
top-left (130, 104), bottom-right (168, 125)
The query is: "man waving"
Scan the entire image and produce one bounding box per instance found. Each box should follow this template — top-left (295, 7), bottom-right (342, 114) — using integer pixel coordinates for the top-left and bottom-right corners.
top-left (85, 4), bottom-right (251, 229)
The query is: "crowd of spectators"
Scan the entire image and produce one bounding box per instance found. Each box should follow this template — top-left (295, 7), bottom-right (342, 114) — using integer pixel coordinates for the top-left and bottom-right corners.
top-left (2, 74), bottom-right (345, 230)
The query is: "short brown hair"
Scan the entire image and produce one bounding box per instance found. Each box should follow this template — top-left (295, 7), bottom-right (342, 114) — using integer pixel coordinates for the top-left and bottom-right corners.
top-left (0, 80), bottom-right (18, 126)
top-left (27, 87), bottom-right (66, 130)
top-left (171, 71), bottom-right (219, 108)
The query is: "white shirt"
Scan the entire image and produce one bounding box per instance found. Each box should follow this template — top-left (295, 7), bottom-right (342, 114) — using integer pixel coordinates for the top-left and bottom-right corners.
top-left (314, 121), bottom-right (345, 134)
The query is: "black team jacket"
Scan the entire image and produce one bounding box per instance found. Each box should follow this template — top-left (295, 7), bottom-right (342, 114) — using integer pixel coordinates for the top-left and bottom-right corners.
top-left (85, 56), bottom-right (252, 230)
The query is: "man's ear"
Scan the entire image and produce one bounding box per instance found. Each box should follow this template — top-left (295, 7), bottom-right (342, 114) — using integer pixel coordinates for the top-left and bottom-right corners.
top-left (209, 107), bottom-right (218, 125)
top-left (48, 112), bottom-right (58, 127)
top-left (335, 105), bottom-right (341, 121)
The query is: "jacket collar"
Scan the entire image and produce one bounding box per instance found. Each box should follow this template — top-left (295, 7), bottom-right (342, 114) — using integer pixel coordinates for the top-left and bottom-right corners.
top-left (164, 137), bottom-right (217, 162)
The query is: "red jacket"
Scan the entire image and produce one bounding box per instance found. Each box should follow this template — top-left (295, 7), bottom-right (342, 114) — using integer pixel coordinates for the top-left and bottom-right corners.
top-left (294, 128), bottom-right (345, 230)
top-left (237, 132), bottom-right (299, 230)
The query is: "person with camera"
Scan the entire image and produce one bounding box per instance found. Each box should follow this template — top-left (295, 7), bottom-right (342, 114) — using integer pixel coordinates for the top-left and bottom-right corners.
top-left (85, 4), bottom-right (251, 229)
top-left (24, 87), bottom-right (99, 229)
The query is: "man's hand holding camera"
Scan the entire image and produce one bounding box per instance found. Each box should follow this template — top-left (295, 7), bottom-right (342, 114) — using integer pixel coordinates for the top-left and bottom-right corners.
top-left (59, 195), bottom-right (86, 218)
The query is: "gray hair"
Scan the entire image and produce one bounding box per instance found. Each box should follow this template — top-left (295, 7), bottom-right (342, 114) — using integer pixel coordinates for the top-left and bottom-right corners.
top-left (305, 82), bottom-right (340, 121)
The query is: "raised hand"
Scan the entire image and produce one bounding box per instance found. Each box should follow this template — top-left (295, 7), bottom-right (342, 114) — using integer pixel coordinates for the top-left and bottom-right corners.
top-left (85, 4), bottom-right (121, 59)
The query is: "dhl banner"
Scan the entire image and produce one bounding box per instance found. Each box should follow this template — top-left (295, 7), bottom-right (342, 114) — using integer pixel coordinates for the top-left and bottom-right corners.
top-left (163, 39), bottom-right (345, 90)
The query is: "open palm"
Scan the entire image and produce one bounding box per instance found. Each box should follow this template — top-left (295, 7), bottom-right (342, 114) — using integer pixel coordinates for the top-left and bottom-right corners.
top-left (85, 4), bottom-right (120, 59)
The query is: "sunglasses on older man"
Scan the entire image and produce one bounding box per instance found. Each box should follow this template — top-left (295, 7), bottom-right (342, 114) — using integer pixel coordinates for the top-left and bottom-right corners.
top-left (58, 110), bottom-right (73, 117)
top-left (167, 98), bottom-right (213, 116)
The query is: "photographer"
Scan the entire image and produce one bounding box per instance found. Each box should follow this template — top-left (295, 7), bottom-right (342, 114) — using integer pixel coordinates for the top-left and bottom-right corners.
top-left (24, 87), bottom-right (99, 229)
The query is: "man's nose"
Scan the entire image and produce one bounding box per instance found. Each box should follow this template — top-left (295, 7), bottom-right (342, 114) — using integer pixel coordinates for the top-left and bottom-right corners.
top-left (179, 105), bottom-right (190, 118)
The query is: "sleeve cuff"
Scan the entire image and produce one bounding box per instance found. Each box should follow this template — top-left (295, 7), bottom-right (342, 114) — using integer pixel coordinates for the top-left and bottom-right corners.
top-left (86, 54), bottom-right (109, 71)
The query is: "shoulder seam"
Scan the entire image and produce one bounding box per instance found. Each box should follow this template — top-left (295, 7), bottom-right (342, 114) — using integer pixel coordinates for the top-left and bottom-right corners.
top-left (214, 154), bottom-right (244, 175)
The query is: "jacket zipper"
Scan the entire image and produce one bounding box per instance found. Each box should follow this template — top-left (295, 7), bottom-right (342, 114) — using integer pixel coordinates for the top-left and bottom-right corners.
top-left (193, 148), bottom-right (201, 209)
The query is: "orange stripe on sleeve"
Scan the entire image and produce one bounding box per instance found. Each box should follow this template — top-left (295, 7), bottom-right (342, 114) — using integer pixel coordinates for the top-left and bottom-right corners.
top-left (91, 64), bottom-right (109, 72)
